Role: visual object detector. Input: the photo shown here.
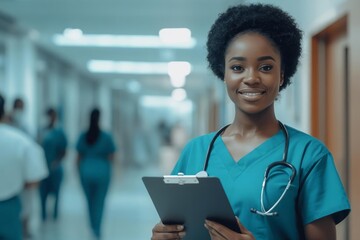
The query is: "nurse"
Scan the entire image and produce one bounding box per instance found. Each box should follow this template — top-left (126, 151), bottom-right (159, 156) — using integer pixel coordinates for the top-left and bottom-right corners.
top-left (76, 108), bottom-right (116, 239)
top-left (151, 3), bottom-right (350, 240)
top-left (39, 108), bottom-right (68, 221)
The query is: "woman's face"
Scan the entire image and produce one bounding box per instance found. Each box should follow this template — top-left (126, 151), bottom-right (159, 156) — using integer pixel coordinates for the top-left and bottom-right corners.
top-left (224, 32), bottom-right (283, 115)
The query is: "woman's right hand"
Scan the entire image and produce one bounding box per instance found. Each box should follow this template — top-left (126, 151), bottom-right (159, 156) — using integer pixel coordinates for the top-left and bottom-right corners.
top-left (151, 222), bottom-right (186, 240)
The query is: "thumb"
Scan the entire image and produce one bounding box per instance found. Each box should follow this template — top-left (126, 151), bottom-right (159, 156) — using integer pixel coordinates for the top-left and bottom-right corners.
top-left (236, 216), bottom-right (250, 234)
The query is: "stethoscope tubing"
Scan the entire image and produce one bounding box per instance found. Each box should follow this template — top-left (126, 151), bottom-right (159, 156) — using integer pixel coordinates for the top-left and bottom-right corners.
top-left (203, 121), bottom-right (296, 217)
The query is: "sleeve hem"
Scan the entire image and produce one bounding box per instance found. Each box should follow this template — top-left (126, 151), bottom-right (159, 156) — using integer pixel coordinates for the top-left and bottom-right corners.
top-left (304, 206), bottom-right (351, 225)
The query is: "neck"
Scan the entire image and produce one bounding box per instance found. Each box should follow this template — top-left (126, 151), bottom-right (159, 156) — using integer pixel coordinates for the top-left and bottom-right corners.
top-left (228, 107), bottom-right (279, 137)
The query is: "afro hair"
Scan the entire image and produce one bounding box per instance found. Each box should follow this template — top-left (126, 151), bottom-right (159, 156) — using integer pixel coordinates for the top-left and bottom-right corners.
top-left (206, 3), bottom-right (302, 91)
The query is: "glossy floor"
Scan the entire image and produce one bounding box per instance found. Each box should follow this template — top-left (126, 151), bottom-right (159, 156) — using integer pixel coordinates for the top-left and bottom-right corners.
top-left (32, 163), bottom-right (161, 240)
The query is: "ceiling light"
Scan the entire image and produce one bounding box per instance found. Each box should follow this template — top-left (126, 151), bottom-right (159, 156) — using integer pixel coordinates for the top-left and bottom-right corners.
top-left (140, 96), bottom-right (192, 110)
top-left (159, 28), bottom-right (192, 44)
top-left (172, 88), bottom-right (187, 101)
top-left (88, 60), bottom-right (191, 75)
top-left (63, 28), bottom-right (83, 39)
top-left (88, 60), bottom-right (168, 74)
top-left (168, 61), bottom-right (191, 77)
top-left (54, 33), bottom-right (196, 49)
top-left (170, 75), bottom-right (186, 88)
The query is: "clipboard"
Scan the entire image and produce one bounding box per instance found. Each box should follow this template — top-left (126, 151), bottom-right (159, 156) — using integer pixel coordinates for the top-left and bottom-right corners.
top-left (142, 174), bottom-right (241, 239)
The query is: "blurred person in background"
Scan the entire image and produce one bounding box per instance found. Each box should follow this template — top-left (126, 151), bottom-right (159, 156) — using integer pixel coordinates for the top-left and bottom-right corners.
top-left (8, 97), bottom-right (41, 239)
top-left (0, 93), bottom-right (48, 240)
top-left (76, 108), bottom-right (116, 240)
top-left (9, 97), bottom-right (28, 133)
top-left (38, 107), bottom-right (68, 222)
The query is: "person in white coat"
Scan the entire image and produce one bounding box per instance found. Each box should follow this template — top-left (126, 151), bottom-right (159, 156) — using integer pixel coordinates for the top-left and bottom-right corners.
top-left (0, 94), bottom-right (48, 240)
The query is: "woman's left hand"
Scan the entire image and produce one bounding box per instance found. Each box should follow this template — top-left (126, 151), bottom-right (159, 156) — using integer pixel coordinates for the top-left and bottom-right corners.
top-left (204, 217), bottom-right (255, 240)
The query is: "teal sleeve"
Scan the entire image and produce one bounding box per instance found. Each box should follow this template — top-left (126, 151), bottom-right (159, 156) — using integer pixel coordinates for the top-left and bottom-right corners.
top-left (60, 129), bottom-right (68, 150)
top-left (171, 143), bottom-right (191, 175)
top-left (298, 152), bottom-right (351, 225)
top-left (170, 136), bottom-right (208, 175)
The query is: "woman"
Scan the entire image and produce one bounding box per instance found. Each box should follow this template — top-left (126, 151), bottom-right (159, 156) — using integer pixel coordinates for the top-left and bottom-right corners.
top-left (76, 108), bottom-right (116, 239)
top-left (151, 3), bottom-right (350, 240)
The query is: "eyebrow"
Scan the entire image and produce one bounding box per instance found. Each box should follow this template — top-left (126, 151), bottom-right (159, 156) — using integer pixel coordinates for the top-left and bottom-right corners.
top-left (228, 56), bottom-right (276, 62)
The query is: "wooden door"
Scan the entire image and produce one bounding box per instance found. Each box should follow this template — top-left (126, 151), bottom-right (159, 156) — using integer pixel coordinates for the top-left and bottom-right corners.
top-left (311, 15), bottom-right (349, 240)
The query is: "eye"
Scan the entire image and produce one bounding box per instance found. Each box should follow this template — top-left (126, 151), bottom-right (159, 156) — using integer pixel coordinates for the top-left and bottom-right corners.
top-left (230, 65), bottom-right (244, 72)
top-left (259, 65), bottom-right (273, 72)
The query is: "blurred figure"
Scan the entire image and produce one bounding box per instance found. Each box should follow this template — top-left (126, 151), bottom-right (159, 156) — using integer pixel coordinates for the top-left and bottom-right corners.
top-left (76, 108), bottom-right (116, 240)
top-left (8, 97), bottom-right (38, 239)
top-left (158, 121), bottom-right (188, 174)
top-left (38, 108), bottom-right (68, 221)
top-left (0, 94), bottom-right (48, 240)
top-left (157, 120), bottom-right (171, 146)
top-left (9, 97), bottom-right (28, 133)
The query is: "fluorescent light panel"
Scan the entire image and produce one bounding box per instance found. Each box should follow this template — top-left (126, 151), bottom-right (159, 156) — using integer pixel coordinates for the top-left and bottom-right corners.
top-left (140, 96), bottom-right (192, 108)
top-left (88, 60), bottom-right (192, 75)
top-left (54, 33), bottom-right (196, 49)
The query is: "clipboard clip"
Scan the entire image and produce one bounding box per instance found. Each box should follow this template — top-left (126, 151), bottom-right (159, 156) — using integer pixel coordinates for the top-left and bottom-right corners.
top-left (163, 172), bottom-right (200, 185)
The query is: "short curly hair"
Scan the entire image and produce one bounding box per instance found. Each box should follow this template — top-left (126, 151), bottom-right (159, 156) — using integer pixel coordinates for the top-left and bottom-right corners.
top-left (206, 3), bottom-right (302, 91)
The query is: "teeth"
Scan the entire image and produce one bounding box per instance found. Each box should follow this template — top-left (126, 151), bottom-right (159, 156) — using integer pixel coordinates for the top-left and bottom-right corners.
top-left (241, 92), bottom-right (262, 96)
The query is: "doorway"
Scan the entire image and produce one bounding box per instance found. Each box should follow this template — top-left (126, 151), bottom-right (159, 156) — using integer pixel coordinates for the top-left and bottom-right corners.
top-left (311, 14), bottom-right (349, 240)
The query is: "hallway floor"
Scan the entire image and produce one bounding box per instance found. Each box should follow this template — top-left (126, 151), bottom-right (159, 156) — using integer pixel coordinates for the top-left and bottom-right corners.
top-left (32, 162), bottom-right (161, 240)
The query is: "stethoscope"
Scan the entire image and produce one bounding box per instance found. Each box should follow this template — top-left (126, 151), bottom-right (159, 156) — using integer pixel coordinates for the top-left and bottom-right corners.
top-left (199, 121), bottom-right (296, 217)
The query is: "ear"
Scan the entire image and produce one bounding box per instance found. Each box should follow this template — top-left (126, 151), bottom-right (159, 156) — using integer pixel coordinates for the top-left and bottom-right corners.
top-left (280, 72), bottom-right (284, 87)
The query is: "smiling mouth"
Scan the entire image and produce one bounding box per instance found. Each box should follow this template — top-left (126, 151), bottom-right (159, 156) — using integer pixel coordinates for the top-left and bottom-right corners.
top-left (238, 89), bottom-right (266, 95)
top-left (237, 89), bottom-right (266, 100)
top-left (239, 92), bottom-right (263, 96)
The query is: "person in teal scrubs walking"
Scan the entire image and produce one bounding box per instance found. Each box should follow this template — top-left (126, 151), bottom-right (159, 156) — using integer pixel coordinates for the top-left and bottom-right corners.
top-left (39, 108), bottom-right (68, 221)
top-left (76, 108), bottom-right (116, 239)
top-left (151, 3), bottom-right (350, 240)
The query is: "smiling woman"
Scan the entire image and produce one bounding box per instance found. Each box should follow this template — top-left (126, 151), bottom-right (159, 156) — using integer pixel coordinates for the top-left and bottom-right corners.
top-left (150, 3), bottom-right (350, 240)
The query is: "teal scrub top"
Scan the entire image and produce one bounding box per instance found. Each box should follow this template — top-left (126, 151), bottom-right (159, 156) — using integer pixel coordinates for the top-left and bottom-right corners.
top-left (76, 131), bottom-right (116, 161)
top-left (171, 125), bottom-right (350, 239)
top-left (41, 127), bottom-right (67, 171)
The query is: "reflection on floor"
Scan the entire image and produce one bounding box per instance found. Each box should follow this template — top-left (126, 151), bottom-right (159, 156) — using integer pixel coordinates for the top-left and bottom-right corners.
top-left (33, 163), bottom-right (161, 240)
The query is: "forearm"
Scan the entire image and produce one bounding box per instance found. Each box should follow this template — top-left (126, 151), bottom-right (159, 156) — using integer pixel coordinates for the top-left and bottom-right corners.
top-left (305, 216), bottom-right (336, 240)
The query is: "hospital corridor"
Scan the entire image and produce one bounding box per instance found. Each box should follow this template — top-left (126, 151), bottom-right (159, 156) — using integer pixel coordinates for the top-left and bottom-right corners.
top-left (1, 0), bottom-right (360, 239)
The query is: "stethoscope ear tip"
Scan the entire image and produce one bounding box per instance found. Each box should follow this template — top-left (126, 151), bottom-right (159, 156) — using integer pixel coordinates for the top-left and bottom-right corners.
top-left (196, 171), bottom-right (208, 177)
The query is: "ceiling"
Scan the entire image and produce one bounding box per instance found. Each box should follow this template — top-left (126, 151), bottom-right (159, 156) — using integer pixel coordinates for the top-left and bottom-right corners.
top-left (0, 0), bottom-right (246, 97)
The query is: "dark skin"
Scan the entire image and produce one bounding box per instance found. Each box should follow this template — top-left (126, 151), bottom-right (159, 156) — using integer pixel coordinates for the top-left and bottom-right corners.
top-left (151, 32), bottom-right (336, 240)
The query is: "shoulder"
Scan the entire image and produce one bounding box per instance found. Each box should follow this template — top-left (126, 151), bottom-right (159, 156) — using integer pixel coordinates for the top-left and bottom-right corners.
top-left (54, 126), bottom-right (66, 134)
top-left (177, 131), bottom-right (217, 162)
top-left (286, 125), bottom-right (330, 156)
top-left (100, 130), bottom-right (114, 140)
top-left (0, 124), bottom-right (32, 145)
top-left (182, 132), bottom-right (216, 151)
top-left (285, 125), bottom-right (334, 173)
top-left (172, 132), bottom-right (216, 174)
top-left (0, 124), bottom-right (42, 156)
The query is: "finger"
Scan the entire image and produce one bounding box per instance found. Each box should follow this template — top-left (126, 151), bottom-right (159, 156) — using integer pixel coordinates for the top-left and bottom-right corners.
top-left (152, 222), bottom-right (184, 233)
top-left (236, 217), bottom-right (250, 234)
top-left (151, 231), bottom-right (186, 240)
top-left (204, 220), bottom-right (228, 240)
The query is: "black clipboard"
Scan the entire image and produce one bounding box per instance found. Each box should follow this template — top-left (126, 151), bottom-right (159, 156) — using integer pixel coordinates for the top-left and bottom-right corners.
top-left (142, 174), bottom-right (241, 240)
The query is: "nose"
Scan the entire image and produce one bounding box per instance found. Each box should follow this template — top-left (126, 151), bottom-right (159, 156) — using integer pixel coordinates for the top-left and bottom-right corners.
top-left (243, 69), bottom-right (260, 84)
